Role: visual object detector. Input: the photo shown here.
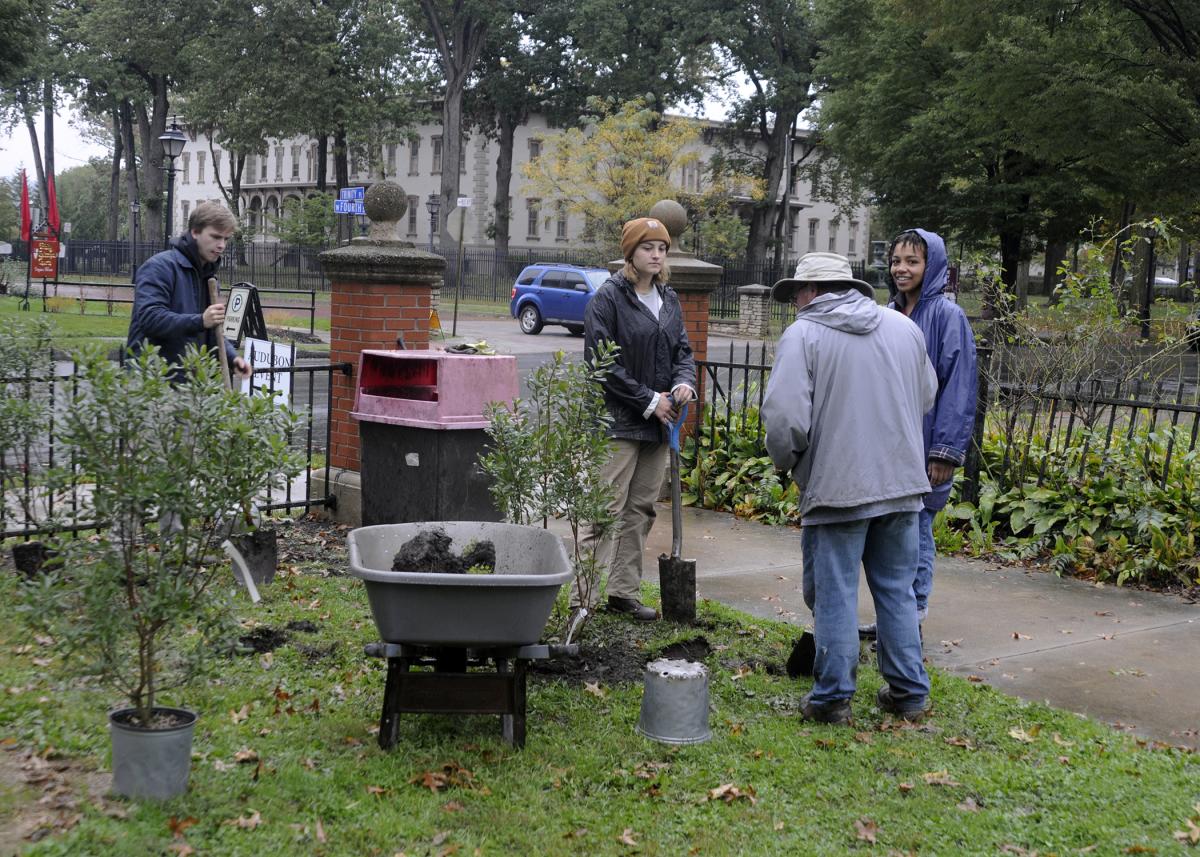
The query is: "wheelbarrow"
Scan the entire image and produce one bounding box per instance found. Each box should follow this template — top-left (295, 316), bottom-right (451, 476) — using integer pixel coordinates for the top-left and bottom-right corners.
top-left (657, 402), bottom-right (696, 623)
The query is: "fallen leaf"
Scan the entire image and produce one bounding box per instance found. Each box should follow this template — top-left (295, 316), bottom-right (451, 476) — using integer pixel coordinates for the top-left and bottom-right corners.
top-left (957, 797), bottom-right (980, 812)
top-left (1052, 733), bottom-right (1075, 747)
top-left (224, 810), bottom-right (263, 829)
top-left (1174, 817), bottom-right (1200, 845)
top-left (853, 732), bottom-right (873, 744)
top-left (707, 783), bottom-right (757, 804)
top-left (315, 818), bottom-right (327, 844)
top-left (898, 782), bottom-right (915, 793)
top-left (442, 801), bottom-right (464, 813)
top-left (166, 844), bottom-right (196, 857)
top-left (367, 785), bottom-right (391, 796)
top-left (431, 831), bottom-right (451, 847)
top-left (618, 828), bottom-right (639, 847)
top-left (564, 828), bottom-right (588, 839)
top-left (1008, 726), bottom-right (1040, 743)
top-left (259, 652), bottom-right (274, 668)
top-left (1124, 845), bottom-right (1157, 853)
top-left (922, 770), bottom-right (961, 787)
top-left (168, 816), bottom-right (199, 838)
top-left (583, 682), bottom-right (607, 699)
top-left (967, 675), bottom-right (984, 683)
top-left (1094, 610), bottom-right (1113, 616)
top-left (730, 665), bottom-right (754, 681)
top-left (945, 737), bottom-right (976, 750)
top-left (1012, 631), bottom-right (1032, 640)
top-left (230, 704), bottom-right (250, 724)
top-left (1098, 633), bottom-right (1116, 641)
top-left (728, 721), bottom-right (745, 736)
top-left (854, 818), bottom-right (878, 844)
top-left (774, 821), bottom-right (785, 831)
top-left (234, 748), bottom-right (259, 764)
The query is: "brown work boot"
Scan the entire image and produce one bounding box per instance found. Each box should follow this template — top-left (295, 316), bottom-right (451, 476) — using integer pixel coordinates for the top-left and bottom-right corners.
top-left (606, 596), bottom-right (658, 621)
top-left (799, 692), bottom-right (853, 725)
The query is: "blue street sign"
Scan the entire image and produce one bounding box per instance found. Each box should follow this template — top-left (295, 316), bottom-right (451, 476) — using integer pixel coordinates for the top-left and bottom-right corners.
top-left (333, 199), bottom-right (365, 215)
top-left (337, 187), bottom-right (365, 201)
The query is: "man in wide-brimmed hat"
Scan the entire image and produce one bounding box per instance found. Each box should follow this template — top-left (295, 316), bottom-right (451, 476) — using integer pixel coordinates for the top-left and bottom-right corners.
top-left (761, 252), bottom-right (937, 725)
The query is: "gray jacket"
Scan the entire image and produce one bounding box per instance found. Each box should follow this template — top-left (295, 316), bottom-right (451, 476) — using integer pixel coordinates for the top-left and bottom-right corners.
top-left (762, 289), bottom-right (937, 519)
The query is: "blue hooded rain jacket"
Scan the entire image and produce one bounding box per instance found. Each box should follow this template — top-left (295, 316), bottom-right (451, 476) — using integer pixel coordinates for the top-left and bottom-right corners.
top-left (888, 228), bottom-right (978, 512)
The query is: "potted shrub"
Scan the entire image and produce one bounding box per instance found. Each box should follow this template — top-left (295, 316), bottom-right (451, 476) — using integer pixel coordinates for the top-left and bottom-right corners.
top-left (18, 345), bottom-right (302, 799)
top-left (480, 344), bottom-right (617, 638)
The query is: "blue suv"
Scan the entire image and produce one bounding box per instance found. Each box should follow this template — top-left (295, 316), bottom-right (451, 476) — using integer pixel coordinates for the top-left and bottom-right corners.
top-left (509, 263), bottom-right (611, 335)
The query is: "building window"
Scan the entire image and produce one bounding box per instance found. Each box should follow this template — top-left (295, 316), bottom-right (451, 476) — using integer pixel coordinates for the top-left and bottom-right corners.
top-left (848, 220), bottom-right (859, 257)
top-left (528, 138), bottom-right (541, 163)
top-left (556, 201), bottom-right (567, 239)
top-left (181, 200), bottom-right (190, 224)
top-left (291, 145), bottom-right (300, 180)
top-left (788, 210), bottom-right (799, 251)
top-left (408, 139), bottom-right (420, 175)
top-left (432, 136), bottom-right (443, 174)
top-left (386, 144), bottom-right (397, 176)
top-left (808, 218), bottom-right (819, 252)
top-left (260, 152), bottom-right (267, 181)
top-left (181, 152), bottom-right (190, 184)
top-left (526, 198), bottom-right (540, 238)
top-left (306, 146), bottom-right (314, 182)
top-left (213, 150), bottom-right (222, 183)
top-left (681, 162), bottom-right (701, 192)
top-left (459, 140), bottom-right (466, 174)
top-left (407, 195), bottom-right (418, 235)
top-left (828, 220), bottom-right (839, 253)
top-left (196, 151), bottom-right (206, 184)
top-left (274, 146), bottom-right (283, 181)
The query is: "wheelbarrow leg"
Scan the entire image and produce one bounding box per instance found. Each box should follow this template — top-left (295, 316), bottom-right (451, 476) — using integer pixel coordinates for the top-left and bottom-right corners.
top-left (378, 655), bottom-right (409, 750)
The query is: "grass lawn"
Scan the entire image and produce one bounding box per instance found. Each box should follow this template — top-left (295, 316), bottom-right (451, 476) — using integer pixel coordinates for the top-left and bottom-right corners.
top-left (0, 521), bottom-right (1195, 855)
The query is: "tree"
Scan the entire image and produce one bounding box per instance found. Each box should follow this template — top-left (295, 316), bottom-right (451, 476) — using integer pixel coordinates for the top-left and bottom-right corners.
top-left (811, 0), bottom-right (1172, 302)
top-left (712, 0), bottom-right (819, 267)
top-left (417, 0), bottom-right (498, 248)
top-left (55, 158), bottom-right (119, 240)
top-left (522, 97), bottom-right (759, 253)
top-left (0, 173), bottom-right (20, 241)
top-left (274, 192), bottom-right (337, 248)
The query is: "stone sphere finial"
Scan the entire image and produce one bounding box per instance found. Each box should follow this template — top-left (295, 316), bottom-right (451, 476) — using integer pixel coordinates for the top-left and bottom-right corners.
top-left (649, 199), bottom-right (688, 242)
top-left (363, 181), bottom-right (408, 242)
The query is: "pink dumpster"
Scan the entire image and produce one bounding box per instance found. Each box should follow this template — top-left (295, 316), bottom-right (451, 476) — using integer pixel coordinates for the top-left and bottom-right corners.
top-left (352, 350), bottom-right (519, 525)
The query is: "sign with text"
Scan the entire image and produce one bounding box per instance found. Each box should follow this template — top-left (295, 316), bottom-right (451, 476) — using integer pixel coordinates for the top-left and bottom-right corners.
top-left (456, 196), bottom-right (472, 208)
top-left (241, 338), bottom-right (295, 406)
top-left (31, 239), bottom-right (58, 278)
top-left (338, 187), bottom-right (365, 200)
top-left (222, 286), bottom-right (251, 341)
top-left (334, 199), bottom-right (366, 215)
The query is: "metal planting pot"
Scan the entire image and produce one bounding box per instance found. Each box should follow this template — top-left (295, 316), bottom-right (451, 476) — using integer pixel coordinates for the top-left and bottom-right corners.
top-left (109, 706), bottom-right (197, 800)
top-left (636, 658), bottom-right (711, 745)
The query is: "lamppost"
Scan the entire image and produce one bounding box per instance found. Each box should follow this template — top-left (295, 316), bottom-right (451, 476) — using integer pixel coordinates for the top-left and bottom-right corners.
top-left (129, 200), bottom-right (140, 275)
top-left (425, 193), bottom-right (441, 251)
top-left (158, 119), bottom-right (187, 247)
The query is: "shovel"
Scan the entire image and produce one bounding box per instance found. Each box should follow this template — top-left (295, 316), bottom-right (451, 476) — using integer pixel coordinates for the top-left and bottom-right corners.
top-left (207, 277), bottom-right (233, 390)
top-left (658, 401), bottom-right (696, 623)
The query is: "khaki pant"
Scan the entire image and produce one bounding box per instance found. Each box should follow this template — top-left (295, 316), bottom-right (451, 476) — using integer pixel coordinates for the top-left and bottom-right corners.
top-left (574, 438), bottom-right (668, 607)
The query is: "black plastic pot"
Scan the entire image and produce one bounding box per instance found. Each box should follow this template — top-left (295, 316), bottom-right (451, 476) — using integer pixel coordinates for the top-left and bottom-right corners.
top-left (11, 541), bottom-right (54, 577)
top-left (228, 527), bottom-right (278, 586)
top-left (109, 706), bottom-right (197, 800)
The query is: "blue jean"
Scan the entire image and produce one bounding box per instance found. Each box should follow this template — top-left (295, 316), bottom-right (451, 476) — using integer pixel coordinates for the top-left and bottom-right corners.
top-left (801, 512), bottom-right (929, 706)
top-left (913, 507), bottom-right (935, 617)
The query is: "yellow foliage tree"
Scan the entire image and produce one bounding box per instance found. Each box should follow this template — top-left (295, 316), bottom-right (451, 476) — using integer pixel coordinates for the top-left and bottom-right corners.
top-left (522, 97), bottom-right (762, 254)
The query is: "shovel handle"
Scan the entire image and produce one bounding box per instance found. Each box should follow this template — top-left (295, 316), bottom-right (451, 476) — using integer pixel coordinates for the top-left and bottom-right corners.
top-left (207, 277), bottom-right (233, 389)
top-left (667, 401), bottom-right (689, 452)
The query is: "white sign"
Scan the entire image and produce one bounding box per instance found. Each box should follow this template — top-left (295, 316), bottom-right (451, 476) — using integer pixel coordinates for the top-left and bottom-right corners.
top-left (241, 338), bottom-right (295, 406)
top-left (223, 286), bottom-right (251, 341)
top-left (456, 196), bottom-right (472, 208)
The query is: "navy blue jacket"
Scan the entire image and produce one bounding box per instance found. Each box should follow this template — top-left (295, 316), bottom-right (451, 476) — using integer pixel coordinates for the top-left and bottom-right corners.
top-left (126, 233), bottom-right (237, 366)
top-left (888, 229), bottom-right (978, 511)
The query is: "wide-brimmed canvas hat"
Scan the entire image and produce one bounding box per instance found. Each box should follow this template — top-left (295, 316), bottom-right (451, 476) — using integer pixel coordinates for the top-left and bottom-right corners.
top-left (771, 252), bottom-right (875, 303)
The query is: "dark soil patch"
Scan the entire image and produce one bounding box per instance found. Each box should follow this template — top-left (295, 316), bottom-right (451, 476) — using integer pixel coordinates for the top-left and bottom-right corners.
top-left (275, 516), bottom-right (351, 569)
top-left (267, 326), bottom-right (324, 345)
top-left (390, 527), bottom-right (495, 574)
top-left (238, 626), bottom-right (289, 654)
top-left (656, 635), bottom-right (712, 663)
top-left (531, 637), bottom-right (648, 686)
top-left (286, 620), bottom-right (319, 634)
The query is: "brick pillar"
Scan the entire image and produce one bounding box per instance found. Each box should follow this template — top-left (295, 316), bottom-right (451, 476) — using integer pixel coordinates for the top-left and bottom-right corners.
top-left (737, 284), bottom-right (771, 338)
top-left (318, 182), bottom-right (446, 475)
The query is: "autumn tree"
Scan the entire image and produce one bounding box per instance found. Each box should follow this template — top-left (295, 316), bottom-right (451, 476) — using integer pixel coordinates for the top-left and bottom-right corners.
top-left (522, 97), bottom-right (759, 254)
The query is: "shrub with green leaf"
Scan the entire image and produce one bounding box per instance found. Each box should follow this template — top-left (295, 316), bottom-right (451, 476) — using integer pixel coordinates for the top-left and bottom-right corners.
top-left (17, 346), bottom-right (304, 726)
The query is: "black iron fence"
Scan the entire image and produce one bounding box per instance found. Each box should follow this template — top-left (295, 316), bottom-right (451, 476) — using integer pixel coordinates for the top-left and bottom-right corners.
top-left (1, 356), bottom-right (351, 540)
top-left (8, 239), bottom-right (872, 321)
top-left (684, 340), bottom-right (1200, 510)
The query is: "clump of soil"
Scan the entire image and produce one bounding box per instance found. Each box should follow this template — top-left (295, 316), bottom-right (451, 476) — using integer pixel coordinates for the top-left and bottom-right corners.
top-left (657, 635), bottom-right (712, 663)
top-left (238, 626), bottom-right (289, 654)
top-left (390, 528), bottom-right (495, 574)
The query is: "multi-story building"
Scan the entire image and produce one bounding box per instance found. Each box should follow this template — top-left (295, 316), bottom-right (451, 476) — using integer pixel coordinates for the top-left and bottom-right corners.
top-left (172, 114), bottom-right (870, 260)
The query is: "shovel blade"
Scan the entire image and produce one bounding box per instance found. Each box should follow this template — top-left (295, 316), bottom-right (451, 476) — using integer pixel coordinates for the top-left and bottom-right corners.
top-left (658, 553), bottom-right (696, 624)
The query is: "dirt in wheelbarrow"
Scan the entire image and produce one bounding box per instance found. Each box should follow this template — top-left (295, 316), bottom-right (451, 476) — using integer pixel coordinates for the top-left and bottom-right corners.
top-left (390, 527), bottom-right (495, 574)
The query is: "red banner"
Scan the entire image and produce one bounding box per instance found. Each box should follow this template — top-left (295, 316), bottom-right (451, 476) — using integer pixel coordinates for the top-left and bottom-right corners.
top-left (31, 239), bottom-right (58, 279)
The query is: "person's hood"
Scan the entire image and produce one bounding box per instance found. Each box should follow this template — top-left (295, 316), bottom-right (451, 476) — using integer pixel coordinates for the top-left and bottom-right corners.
top-left (796, 288), bottom-right (882, 335)
top-left (170, 232), bottom-right (219, 277)
top-left (889, 228), bottom-right (948, 309)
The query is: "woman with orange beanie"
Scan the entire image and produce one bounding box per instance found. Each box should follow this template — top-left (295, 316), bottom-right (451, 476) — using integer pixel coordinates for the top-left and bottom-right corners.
top-left (577, 217), bottom-right (697, 620)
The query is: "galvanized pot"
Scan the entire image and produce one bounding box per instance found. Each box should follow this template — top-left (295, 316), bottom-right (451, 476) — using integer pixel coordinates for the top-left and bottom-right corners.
top-left (109, 707), bottom-right (197, 800)
top-left (636, 658), bottom-right (711, 745)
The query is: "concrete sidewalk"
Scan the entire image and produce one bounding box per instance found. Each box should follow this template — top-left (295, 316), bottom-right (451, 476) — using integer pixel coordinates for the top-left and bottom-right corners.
top-left (556, 504), bottom-right (1200, 749)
